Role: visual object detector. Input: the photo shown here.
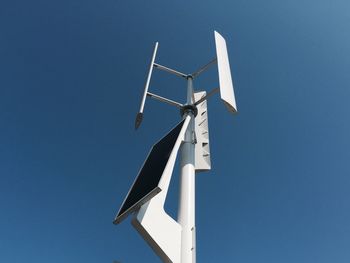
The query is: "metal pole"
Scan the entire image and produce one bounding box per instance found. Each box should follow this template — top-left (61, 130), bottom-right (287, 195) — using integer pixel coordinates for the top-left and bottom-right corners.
top-left (178, 76), bottom-right (196, 263)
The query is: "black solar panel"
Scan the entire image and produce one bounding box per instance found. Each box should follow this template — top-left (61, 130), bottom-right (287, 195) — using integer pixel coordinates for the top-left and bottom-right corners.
top-left (114, 119), bottom-right (185, 224)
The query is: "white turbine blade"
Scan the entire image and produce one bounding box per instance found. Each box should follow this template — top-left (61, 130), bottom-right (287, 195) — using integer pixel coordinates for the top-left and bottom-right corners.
top-left (214, 31), bottom-right (237, 113)
top-left (135, 42), bottom-right (159, 129)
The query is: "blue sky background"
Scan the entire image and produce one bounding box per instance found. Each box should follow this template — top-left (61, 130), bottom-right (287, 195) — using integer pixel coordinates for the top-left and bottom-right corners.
top-left (1, 0), bottom-right (350, 262)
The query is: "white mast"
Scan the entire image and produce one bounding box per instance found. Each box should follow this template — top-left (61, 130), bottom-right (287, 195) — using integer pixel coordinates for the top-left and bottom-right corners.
top-left (178, 76), bottom-right (196, 263)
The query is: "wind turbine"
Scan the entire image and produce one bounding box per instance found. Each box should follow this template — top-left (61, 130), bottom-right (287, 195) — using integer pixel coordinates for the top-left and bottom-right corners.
top-left (113, 31), bottom-right (237, 263)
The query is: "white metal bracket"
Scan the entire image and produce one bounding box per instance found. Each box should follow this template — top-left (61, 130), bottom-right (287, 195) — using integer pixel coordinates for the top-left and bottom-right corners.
top-left (131, 116), bottom-right (191, 263)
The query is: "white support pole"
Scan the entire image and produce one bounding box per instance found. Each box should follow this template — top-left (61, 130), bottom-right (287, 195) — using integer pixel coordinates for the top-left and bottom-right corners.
top-left (178, 76), bottom-right (196, 263)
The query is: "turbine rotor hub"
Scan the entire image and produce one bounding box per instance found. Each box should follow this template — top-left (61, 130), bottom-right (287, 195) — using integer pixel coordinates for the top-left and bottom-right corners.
top-left (180, 104), bottom-right (198, 117)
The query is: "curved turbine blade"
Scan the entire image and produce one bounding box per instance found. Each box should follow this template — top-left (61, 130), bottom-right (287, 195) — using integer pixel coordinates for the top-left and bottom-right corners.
top-left (135, 42), bottom-right (159, 129)
top-left (214, 31), bottom-right (237, 113)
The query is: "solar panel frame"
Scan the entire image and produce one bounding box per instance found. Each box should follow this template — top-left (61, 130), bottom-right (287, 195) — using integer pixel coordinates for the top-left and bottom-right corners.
top-left (114, 119), bottom-right (186, 224)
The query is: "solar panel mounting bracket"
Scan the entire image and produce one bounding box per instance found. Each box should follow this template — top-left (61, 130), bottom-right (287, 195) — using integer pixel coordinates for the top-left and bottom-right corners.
top-left (131, 116), bottom-right (191, 263)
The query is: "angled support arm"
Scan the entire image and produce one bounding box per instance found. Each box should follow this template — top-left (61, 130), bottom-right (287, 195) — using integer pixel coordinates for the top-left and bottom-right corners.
top-left (194, 87), bottom-right (219, 106)
top-left (147, 92), bottom-right (183, 108)
top-left (191, 58), bottom-right (217, 78)
top-left (153, 63), bottom-right (188, 79)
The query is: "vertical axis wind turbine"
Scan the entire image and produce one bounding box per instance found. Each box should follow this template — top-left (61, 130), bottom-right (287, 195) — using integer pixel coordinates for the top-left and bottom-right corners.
top-left (113, 31), bottom-right (237, 263)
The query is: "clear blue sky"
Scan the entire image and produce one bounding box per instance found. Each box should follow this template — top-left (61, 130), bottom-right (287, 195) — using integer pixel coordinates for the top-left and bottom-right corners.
top-left (1, 0), bottom-right (350, 262)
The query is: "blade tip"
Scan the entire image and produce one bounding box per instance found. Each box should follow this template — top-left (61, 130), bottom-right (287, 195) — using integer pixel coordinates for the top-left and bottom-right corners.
top-left (135, 112), bottom-right (143, 129)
